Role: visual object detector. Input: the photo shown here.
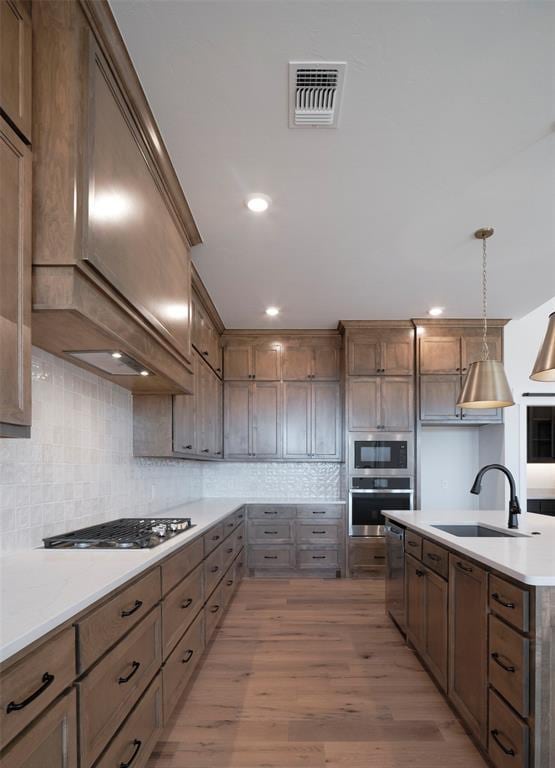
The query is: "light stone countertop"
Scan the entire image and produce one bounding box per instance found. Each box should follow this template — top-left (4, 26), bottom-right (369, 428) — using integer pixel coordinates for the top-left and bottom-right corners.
top-left (0, 497), bottom-right (344, 664)
top-left (384, 508), bottom-right (555, 587)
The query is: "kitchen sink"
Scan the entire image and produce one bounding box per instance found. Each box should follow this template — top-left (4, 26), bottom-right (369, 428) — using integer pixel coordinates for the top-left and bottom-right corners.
top-left (431, 524), bottom-right (528, 538)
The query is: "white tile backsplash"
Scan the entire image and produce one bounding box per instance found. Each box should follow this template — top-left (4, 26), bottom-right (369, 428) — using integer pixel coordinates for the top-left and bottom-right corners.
top-left (1, 348), bottom-right (344, 552)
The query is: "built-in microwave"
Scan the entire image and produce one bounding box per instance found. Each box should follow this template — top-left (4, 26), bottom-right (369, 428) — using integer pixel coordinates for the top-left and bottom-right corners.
top-left (351, 434), bottom-right (412, 472)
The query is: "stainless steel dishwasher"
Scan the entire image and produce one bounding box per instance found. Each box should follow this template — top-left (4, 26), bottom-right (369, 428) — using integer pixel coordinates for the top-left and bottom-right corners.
top-left (385, 521), bottom-right (405, 631)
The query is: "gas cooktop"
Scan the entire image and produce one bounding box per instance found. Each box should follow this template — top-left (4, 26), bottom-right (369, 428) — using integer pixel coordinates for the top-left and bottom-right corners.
top-left (43, 517), bottom-right (194, 549)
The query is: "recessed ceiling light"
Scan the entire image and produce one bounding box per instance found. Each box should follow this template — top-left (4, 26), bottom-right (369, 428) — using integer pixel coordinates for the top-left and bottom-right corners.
top-left (140, 370), bottom-right (150, 376)
top-left (111, 351), bottom-right (122, 359)
top-left (428, 307), bottom-right (444, 317)
top-left (246, 193), bottom-right (271, 213)
top-left (265, 306), bottom-right (280, 317)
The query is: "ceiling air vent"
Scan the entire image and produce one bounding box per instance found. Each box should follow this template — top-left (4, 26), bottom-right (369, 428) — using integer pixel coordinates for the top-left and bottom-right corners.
top-left (289, 61), bottom-right (346, 128)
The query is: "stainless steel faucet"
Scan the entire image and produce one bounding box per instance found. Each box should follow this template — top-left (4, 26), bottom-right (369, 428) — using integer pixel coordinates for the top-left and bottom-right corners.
top-left (470, 464), bottom-right (521, 529)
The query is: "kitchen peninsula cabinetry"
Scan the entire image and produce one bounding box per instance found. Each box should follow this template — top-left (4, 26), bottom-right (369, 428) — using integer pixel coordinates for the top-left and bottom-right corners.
top-left (0, 507), bottom-right (246, 768)
top-left (0, 0), bottom-right (32, 438)
top-left (31, 0), bottom-right (200, 394)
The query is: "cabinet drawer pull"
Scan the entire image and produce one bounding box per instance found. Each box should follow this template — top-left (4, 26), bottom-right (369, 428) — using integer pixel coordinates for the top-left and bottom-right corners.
top-left (456, 561), bottom-right (473, 573)
top-left (180, 598), bottom-right (193, 609)
top-left (312, 530), bottom-right (327, 534)
top-left (202, 449), bottom-right (210, 453)
top-left (226, 579), bottom-right (234, 586)
top-left (120, 600), bottom-right (143, 618)
top-left (491, 592), bottom-right (515, 609)
top-left (264, 511), bottom-right (278, 515)
top-left (312, 511), bottom-right (326, 515)
top-left (211, 534), bottom-right (221, 541)
top-left (118, 660), bottom-right (140, 685)
top-left (181, 650), bottom-right (194, 664)
top-left (6, 672), bottom-right (55, 713)
top-left (490, 729), bottom-right (516, 757)
top-left (415, 569), bottom-right (425, 577)
top-left (373, 555), bottom-right (385, 560)
top-left (183, 445), bottom-right (192, 450)
top-left (312, 555), bottom-right (327, 560)
top-left (426, 553), bottom-right (441, 562)
top-left (210, 566), bottom-right (219, 573)
top-left (264, 555), bottom-right (278, 560)
top-left (264, 531), bottom-right (279, 535)
top-left (226, 547), bottom-right (233, 554)
top-left (202, 350), bottom-right (209, 356)
top-left (227, 521), bottom-right (234, 527)
top-left (237, 535), bottom-right (243, 541)
top-left (120, 739), bottom-right (142, 768)
top-left (210, 604), bottom-right (220, 613)
top-left (491, 652), bottom-right (516, 673)
top-left (407, 540), bottom-right (418, 547)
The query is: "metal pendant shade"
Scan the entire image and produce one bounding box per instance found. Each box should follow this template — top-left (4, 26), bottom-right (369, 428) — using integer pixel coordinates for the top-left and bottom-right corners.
top-left (456, 228), bottom-right (514, 409)
top-left (530, 312), bottom-right (555, 381)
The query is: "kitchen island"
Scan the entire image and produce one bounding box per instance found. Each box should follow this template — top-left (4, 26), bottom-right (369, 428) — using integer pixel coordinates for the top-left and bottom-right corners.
top-left (384, 508), bottom-right (555, 768)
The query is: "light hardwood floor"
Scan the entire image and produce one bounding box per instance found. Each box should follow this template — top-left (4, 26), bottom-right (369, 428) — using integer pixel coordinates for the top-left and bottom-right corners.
top-left (148, 578), bottom-right (486, 768)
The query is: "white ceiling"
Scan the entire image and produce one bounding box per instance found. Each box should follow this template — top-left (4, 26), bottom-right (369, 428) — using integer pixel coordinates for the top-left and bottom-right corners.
top-left (110, 0), bottom-right (555, 329)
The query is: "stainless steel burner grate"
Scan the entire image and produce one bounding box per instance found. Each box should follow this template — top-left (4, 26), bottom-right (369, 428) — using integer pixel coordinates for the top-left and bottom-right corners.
top-left (43, 517), bottom-right (194, 549)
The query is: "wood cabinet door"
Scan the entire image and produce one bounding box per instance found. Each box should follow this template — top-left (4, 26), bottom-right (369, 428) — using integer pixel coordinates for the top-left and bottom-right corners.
top-left (381, 378), bottom-right (414, 431)
top-left (85, 42), bottom-right (192, 363)
top-left (423, 569), bottom-right (448, 692)
top-left (282, 345), bottom-right (313, 380)
top-left (449, 555), bottom-right (488, 747)
top-left (0, 0), bottom-right (32, 142)
top-left (213, 375), bottom-right (223, 457)
top-left (348, 338), bottom-right (380, 375)
top-left (313, 344), bottom-right (340, 380)
top-left (283, 382), bottom-right (311, 459)
top-left (405, 555), bottom-right (426, 652)
top-left (348, 378), bottom-right (380, 431)
top-left (253, 342), bottom-right (281, 380)
top-left (381, 338), bottom-right (414, 375)
top-left (312, 382), bottom-right (341, 459)
top-left (1, 689), bottom-right (77, 768)
top-left (462, 335), bottom-right (502, 371)
top-left (191, 295), bottom-right (206, 354)
top-left (224, 381), bottom-right (251, 458)
top-left (420, 336), bottom-right (462, 374)
top-left (224, 343), bottom-right (251, 380)
top-left (252, 382), bottom-right (281, 459)
top-left (0, 117), bottom-right (31, 435)
top-left (173, 394), bottom-right (196, 455)
top-left (419, 375), bottom-right (461, 422)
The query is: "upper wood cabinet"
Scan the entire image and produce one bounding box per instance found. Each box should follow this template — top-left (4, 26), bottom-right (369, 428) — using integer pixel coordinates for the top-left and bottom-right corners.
top-left (282, 339), bottom-right (340, 381)
top-left (0, 116), bottom-right (31, 437)
top-left (348, 377), bottom-right (413, 432)
top-left (283, 381), bottom-right (341, 461)
top-left (0, 0), bottom-right (32, 142)
top-left (347, 329), bottom-right (414, 376)
top-left (419, 330), bottom-right (503, 375)
top-left (223, 340), bottom-right (282, 380)
top-left (420, 375), bottom-right (502, 424)
top-left (191, 291), bottom-right (222, 376)
top-left (224, 381), bottom-right (281, 459)
top-left (30, 1), bottom-right (198, 393)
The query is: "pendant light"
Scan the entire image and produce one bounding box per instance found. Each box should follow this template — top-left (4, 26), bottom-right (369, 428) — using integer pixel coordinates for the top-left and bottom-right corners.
top-left (456, 228), bottom-right (514, 409)
top-left (530, 312), bottom-right (555, 381)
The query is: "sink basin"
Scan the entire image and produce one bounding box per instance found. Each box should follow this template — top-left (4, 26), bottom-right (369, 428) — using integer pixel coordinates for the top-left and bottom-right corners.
top-left (431, 524), bottom-right (527, 538)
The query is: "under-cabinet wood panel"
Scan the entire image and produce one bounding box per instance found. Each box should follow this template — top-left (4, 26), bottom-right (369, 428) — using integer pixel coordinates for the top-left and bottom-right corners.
top-left (0, 0), bottom-right (32, 142)
top-left (0, 116), bottom-right (31, 436)
top-left (0, 689), bottom-right (77, 768)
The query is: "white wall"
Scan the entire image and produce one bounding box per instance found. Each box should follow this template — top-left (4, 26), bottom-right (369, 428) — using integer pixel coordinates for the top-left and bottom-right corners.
top-left (420, 427), bottom-right (480, 511)
top-left (504, 296), bottom-right (555, 504)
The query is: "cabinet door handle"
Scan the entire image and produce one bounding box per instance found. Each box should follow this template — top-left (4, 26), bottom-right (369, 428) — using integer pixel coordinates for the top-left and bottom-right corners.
top-left (210, 604), bottom-right (220, 613)
top-left (183, 445), bottom-right (193, 450)
top-left (210, 566), bottom-right (219, 573)
top-left (180, 598), bottom-right (193, 609)
top-left (181, 649), bottom-right (194, 664)
top-left (264, 531), bottom-right (279, 535)
top-left (202, 449), bottom-right (210, 453)
top-left (415, 569), bottom-right (425, 577)
top-left (264, 511), bottom-right (278, 515)
top-left (202, 350), bottom-right (209, 356)
top-left (6, 672), bottom-right (55, 713)
top-left (491, 652), bottom-right (516, 673)
top-left (120, 739), bottom-right (142, 768)
top-left (456, 561), bottom-right (473, 573)
top-left (264, 555), bottom-right (278, 560)
top-left (226, 579), bottom-right (234, 586)
top-left (490, 729), bottom-right (516, 757)
top-left (426, 553), bottom-right (441, 562)
top-left (491, 592), bottom-right (515, 609)
top-left (312, 510), bottom-right (326, 515)
top-left (312, 530), bottom-right (327, 535)
top-left (120, 600), bottom-right (142, 618)
top-left (226, 547), bottom-right (233, 554)
top-left (211, 534), bottom-right (220, 541)
top-left (312, 555), bottom-right (326, 560)
top-left (118, 660), bottom-right (140, 684)
top-left (407, 540), bottom-right (418, 547)
top-left (373, 555), bottom-right (385, 560)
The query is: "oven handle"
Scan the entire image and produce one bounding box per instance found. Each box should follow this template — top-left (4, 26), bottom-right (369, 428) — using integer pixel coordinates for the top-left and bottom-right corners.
top-left (349, 489), bottom-right (413, 495)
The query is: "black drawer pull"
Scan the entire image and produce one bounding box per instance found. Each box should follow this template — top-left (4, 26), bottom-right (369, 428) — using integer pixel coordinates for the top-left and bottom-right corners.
top-left (181, 649), bottom-right (194, 664)
top-left (226, 579), bottom-right (234, 586)
top-left (180, 598), bottom-right (193, 609)
top-left (264, 531), bottom-right (279, 535)
top-left (120, 600), bottom-right (142, 618)
top-left (491, 592), bottom-right (515, 609)
top-left (118, 660), bottom-right (140, 685)
top-left (227, 521), bottom-right (234, 527)
top-left (210, 566), bottom-right (219, 573)
top-left (373, 555), bottom-right (385, 560)
top-left (226, 548), bottom-right (233, 554)
top-left (312, 511), bottom-right (326, 515)
top-left (312, 555), bottom-right (327, 560)
top-left (120, 739), bottom-right (142, 768)
top-left (426, 553), bottom-right (441, 562)
top-left (202, 449), bottom-right (210, 453)
top-left (264, 511), bottom-right (278, 515)
top-left (264, 555), bottom-right (278, 560)
top-left (183, 445), bottom-right (192, 450)
top-left (238, 535), bottom-right (243, 541)
top-left (457, 561), bottom-right (473, 573)
top-left (210, 604), bottom-right (220, 613)
top-left (491, 652), bottom-right (516, 673)
top-left (407, 540), bottom-right (418, 547)
top-left (211, 534), bottom-right (220, 541)
top-left (6, 672), bottom-right (55, 713)
top-left (490, 729), bottom-right (516, 756)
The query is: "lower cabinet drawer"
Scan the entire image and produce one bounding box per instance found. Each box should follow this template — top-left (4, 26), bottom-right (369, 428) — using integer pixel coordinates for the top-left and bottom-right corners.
top-left (404, 530), bottom-right (422, 560)
top-left (163, 611), bottom-right (205, 721)
top-left (249, 520), bottom-right (294, 544)
top-left (78, 606), bottom-right (162, 768)
top-left (161, 537), bottom-right (204, 596)
top-left (298, 548), bottom-right (339, 569)
top-left (422, 539), bottom-right (448, 579)
top-left (248, 546), bottom-right (295, 570)
top-left (205, 584), bottom-right (224, 642)
top-left (297, 504), bottom-right (343, 519)
top-left (221, 562), bottom-right (238, 606)
top-left (221, 538), bottom-right (236, 572)
top-left (489, 575), bottom-right (530, 633)
top-left (222, 514), bottom-right (237, 539)
top-left (0, 626), bottom-right (75, 748)
top-left (204, 524), bottom-right (224, 556)
top-left (95, 674), bottom-right (163, 768)
top-left (488, 615), bottom-right (529, 718)
top-left (248, 505), bottom-right (296, 520)
top-left (488, 689), bottom-right (529, 768)
top-left (349, 539), bottom-right (386, 571)
top-left (204, 545), bottom-right (224, 598)
top-left (0, 688), bottom-right (77, 768)
top-left (297, 520), bottom-right (340, 544)
top-left (162, 563), bottom-right (204, 659)
top-left (231, 523), bottom-right (245, 554)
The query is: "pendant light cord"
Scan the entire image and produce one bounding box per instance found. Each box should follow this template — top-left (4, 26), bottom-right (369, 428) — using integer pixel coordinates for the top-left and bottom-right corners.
top-left (482, 236), bottom-right (489, 361)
